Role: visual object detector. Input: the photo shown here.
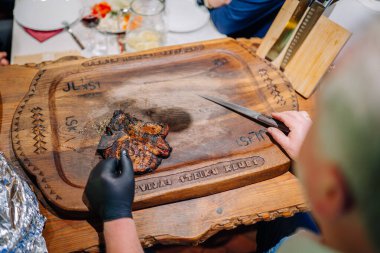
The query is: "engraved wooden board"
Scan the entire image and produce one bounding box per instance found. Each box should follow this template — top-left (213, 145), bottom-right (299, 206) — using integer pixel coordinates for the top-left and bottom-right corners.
top-left (11, 38), bottom-right (298, 213)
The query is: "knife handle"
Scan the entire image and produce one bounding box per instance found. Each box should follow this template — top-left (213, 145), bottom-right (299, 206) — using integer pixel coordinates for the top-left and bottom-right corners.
top-left (257, 114), bottom-right (290, 135)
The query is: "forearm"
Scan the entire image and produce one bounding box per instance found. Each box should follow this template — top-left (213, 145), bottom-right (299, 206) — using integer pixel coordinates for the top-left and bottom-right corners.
top-left (104, 218), bottom-right (144, 253)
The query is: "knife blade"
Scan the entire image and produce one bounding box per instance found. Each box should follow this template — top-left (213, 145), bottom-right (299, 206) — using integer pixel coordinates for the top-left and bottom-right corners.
top-left (265, 0), bottom-right (310, 62)
top-left (280, 0), bottom-right (335, 70)
top-left (201, 95), bottom-right (290, 134)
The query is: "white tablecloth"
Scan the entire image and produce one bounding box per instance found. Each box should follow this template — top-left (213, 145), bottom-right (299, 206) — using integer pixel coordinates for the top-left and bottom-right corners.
top-left (11, 0), bottom-right (379, 63)
top-left (11, 17), bottom-right (225, 63)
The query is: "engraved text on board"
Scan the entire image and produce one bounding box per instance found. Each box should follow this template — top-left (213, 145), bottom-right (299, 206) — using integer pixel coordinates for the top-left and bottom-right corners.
top-left (135, 156), bottom-right (265, 195)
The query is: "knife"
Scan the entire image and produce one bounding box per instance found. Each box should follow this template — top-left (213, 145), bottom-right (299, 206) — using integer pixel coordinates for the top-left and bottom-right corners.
top-left (201, 95), bottom-right (290, 134)
top-left (62, 21), bottom-right (85, 50)
top-left (280, 0), bottom-right (337, 70)
top-left (265, 0), bottom-right (310, 62)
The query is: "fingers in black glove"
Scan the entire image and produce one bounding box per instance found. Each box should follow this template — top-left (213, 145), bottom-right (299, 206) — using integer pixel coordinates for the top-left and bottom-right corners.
top-left (120, 149), bottom-right (134, 179)
top-left (84, 150), bottom-right (135, 221)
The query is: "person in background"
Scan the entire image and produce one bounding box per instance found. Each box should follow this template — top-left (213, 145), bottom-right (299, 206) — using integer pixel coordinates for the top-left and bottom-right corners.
top-left (1, 52), bottom-right (9, 66)
top-left (265, 20), bottom-right (380, 253)
top-left (0, 0), bottom-right (14, 65)
top-left (197, 0), bottom-right (285, 38)
top-left (84, 20), bottom-right (380, 253)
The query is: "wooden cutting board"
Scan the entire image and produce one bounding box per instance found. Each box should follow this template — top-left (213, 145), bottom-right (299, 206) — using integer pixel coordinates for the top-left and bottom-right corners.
top-left (11, 38), bottom-right (298, 213)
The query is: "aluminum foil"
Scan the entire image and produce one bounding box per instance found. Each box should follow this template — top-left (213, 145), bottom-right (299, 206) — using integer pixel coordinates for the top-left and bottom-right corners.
top-left (0, 152), bottom-right (47, 253)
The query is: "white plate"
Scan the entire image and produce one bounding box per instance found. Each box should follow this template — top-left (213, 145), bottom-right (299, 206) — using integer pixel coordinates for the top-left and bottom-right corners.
top-left (165, 0), bottom-right (210, 33)
top-left (14, 0), bottom-right (83, 31)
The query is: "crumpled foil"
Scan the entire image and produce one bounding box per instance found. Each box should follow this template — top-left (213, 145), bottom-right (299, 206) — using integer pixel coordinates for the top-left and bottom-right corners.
top-left (0, 152), bottom-right (47, 252)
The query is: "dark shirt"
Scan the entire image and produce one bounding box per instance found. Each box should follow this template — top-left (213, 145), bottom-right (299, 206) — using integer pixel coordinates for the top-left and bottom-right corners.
top-left (209, 0), bottom-right (285, 38)
top-left (0, 0), bottom-right (14, 20)
top-left (0, 0), bottom-right (14, 55)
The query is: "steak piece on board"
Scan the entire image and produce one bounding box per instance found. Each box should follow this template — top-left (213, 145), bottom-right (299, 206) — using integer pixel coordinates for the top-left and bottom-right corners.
top-left (97, 110), bottom-right (172, 174)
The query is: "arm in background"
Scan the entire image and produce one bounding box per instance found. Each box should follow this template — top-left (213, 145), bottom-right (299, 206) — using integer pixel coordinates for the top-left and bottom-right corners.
top-left (209, 0), bottom-right (285, 38)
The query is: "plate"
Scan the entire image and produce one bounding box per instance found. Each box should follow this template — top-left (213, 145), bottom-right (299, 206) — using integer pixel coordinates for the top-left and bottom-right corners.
top-left (14, 0), bottom-right (82, 31)
top-left (92, 1), bottom-right (130, 34)
top-left (165, 0), bottom-right (210, 33)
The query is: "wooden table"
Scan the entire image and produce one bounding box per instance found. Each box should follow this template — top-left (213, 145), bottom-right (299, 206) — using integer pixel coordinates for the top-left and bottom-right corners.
top-left (0, 50), bottom-right (315, 253)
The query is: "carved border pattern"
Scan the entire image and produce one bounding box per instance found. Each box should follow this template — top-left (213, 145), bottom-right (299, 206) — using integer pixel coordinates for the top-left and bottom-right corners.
top-left (81, 45), bottom-right (205, 67)
top-left (31, 106), bottom-right (47, 154)
top-left (258, 68), bottom-right (286, 106)
top-left (12, 69), bottom-right (63, 201)
top-left (237, 41), bottom-right (298, 111)
top-left (140, 204), bottom-right (308, 247)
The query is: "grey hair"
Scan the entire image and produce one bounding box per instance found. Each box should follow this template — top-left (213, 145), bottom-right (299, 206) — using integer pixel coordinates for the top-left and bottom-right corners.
top-left (318, 19), bottom-right (380, 250)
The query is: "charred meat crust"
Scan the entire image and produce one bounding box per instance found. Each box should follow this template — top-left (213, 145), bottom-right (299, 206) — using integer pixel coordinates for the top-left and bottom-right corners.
top-left (97, 110), bottom-right (172, 174)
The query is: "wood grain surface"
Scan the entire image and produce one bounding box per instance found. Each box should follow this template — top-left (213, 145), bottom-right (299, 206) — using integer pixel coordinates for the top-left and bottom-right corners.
top-left (11, 38), bottom-right (298, 213)
top-left (0, 39), bottom-right (316, 251)
top-left (284, 16), bottom-right (350, 97)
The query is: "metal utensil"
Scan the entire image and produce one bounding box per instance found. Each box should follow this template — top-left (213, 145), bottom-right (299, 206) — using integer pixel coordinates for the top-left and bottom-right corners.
top-left (280, 0), bottom-right (337, 70)
top-left (266, 0), bottom-right (310, 61)
top-left (201, 95), bottom-right (290, 134)
top-left (62, 21), bottom-right (85, 50)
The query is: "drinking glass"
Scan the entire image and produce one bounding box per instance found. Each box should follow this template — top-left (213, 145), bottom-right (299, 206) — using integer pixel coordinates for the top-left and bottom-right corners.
top-left (81, 1), bottom-right (109, 56)
top-left (125, 0), bottom-right (166, 52)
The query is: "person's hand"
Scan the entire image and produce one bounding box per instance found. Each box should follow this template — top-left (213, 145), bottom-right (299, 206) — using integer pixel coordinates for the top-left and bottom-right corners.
top-left (207, 0), bottom-right (231, 8)
top-left (84, 150), bottom-right (135, 221)
top-left (267, 111), bottom-right (312, 160)
top-left (0, 52), bottom-right (9, 66)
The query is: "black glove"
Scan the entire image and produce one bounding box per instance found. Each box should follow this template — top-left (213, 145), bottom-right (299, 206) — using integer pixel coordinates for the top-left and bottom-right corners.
top-left (84, 150), bottom-right (135, 221)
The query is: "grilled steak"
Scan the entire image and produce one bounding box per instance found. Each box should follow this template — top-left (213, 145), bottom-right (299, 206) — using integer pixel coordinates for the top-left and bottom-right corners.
top-left (97, 110), bottom-right (172, 173)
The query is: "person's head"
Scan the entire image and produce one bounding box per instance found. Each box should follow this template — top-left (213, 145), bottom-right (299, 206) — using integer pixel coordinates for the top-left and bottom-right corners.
top-left (298, 19), bottom-right (380, 252)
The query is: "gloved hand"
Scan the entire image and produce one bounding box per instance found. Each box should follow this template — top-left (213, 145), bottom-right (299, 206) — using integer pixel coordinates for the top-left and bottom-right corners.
top-left (84, 150), bottom-right (135, 221)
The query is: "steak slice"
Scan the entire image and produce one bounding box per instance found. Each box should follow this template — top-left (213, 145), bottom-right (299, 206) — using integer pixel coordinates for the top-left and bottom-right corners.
top-left (97, 110), bottom-right (172, 173)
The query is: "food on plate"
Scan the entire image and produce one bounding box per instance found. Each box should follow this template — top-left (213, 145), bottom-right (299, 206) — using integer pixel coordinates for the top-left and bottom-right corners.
top-left (92, 2), bottom-right (112, 18)
top-left (97, 110), bottom-right (172, 174)
top-left (90, 0), bottom-right (141, 33)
